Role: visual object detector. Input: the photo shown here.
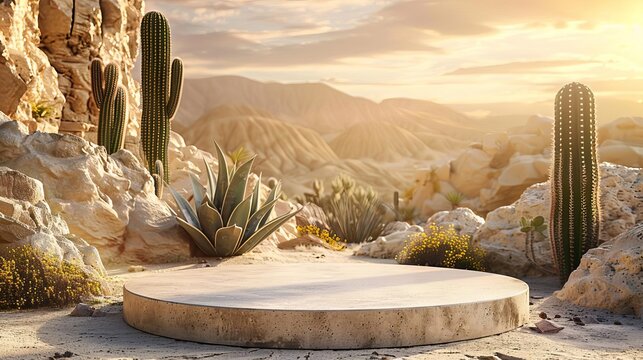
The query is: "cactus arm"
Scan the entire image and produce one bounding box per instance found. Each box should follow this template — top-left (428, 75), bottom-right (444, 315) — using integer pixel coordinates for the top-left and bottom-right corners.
top-left (96, 63), bottom-right (120, 149)
top-left (91, 59), bottom-right (104, 106)
top-left (110, 85), bottom-right (128, 153)
top-left (166, 58), bottom-right (183, 119)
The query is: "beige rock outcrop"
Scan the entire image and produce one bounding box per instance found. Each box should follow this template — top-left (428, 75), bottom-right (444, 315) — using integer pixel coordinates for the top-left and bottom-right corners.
top-left (410, 115), bottom-right (643, 217)
top-left (557, 224), bottom-right (642, 317)
top-left (0, 0), bottom-right (64, 131)
top-left (474, 162), bottom-right (642, 277)
top-left (0, 112), bottom-right (191, 263)
top-left (38, 0), bottom-right (142, 143)
top-left (0, 166), bottom-right (106, 279)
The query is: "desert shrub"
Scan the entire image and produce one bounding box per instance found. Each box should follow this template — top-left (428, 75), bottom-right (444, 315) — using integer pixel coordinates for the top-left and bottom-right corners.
top-left (30, 101), bottom-right (58, 120)
top-left (445, 191), bottom-right (464, 207)
top-left (0, 246), bottom-right (102, 310)
top-left (297, 225), bottom-right (346, 251)
top-left (297, 175), bottom-right (387, 243)
top-left (396, 223), bottom-right (485, 271)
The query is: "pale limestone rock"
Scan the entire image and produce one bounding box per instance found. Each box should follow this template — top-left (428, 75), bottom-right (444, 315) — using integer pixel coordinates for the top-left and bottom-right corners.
top-left (354, 227), bottom-right (422, 259)
top-left (557, 224), bottom-right (642, 317)
top-left (0, 115), bottom-right (191, 263)
top-left (0, 167), bottom-right (106, 279)
top-left (38, 0), bottom-right (142, 144)
top-left (426, 208), bottom-right (484, 237)
top-left (449, 147), bottom-right (494, 198)
top-left (475, 162), bottom-right (642, 277)
top-left (0, 0), bottom-right (64, 131)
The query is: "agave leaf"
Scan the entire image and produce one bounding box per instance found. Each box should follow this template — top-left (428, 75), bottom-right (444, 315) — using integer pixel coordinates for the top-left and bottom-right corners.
top-left (176, 217), bottom-right (217, 256)
top-left (258, 181), bottom-right (281, 228)
top-left (227, 194), bottom-right (253, 229)
top-left (190, 173), bottom-right (206, 208)
top-left (250, 173), bottom-right (261, 216)
top-left (214, 225), bottom-right (243, 257)
top-left (520, 226), bottom-right (532, 233)
top-left (234, 207), bottom-right (302, 255)
top-left (221, 156), bottom-right (255, 224)
top-left (197, 202), bottom-right (223, 242)
top-left (532, 216), bottom-right (545, 227)
top-left (169, 186), bottom-right (199, 228)
top-left (242, 198), bottom-right (279, 242)
top-left (203, 158), bottom-right (217, 201)
top-left (213, 141), bottom-right (229, 210)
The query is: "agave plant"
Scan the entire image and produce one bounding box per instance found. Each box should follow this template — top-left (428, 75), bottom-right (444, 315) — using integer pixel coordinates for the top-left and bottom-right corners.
top-left (170, 142), bottom-right (300, 257)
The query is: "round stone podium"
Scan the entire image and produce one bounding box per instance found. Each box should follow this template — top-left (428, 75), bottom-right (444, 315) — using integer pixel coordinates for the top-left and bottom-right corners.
top-left (123, 263), bottom-right (529, 349)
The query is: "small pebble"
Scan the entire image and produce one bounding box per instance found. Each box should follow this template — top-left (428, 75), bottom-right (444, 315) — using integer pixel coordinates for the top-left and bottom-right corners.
top-left (539, 312), bottom-right (547, 319)
top-left (554, 314), bottom-right (561, 318)
top-left (614, 320), bottom-right (622, 325)
top-left (128, 265), bottom-right (146, 273)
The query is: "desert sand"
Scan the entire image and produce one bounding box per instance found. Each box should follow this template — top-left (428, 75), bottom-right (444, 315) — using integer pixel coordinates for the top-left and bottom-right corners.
top-left (1, 248), bottom-right (641, 360)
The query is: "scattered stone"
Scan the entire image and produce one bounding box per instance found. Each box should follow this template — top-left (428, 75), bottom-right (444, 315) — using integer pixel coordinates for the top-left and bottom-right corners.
top-left (529, 319), bottom-right (564, 334)
top-left (554, 314), bottom-right (561, 318)
top-left (91, 309), bottom-right (107, 317)
top-left (495, 353), bottom-right (526, 360)
top-left (49, 351), bottom-right (75, 359)
top-left (538, 312), bottom-right (547, 319)
top-left (70, 303), bottom-right (95, 317)
top-left (614, 320), bottom-right (622, 325)
top-left (128, 265), bottom-right (146, 273)
top-left (572, 317), bottom-right (585, 326)
top-left (530, 295), bottom-right (544, 299)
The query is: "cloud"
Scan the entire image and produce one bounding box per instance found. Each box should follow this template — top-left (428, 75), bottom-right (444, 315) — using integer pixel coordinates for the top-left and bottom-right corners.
top-left (445, 60), bottom-right (598, 75)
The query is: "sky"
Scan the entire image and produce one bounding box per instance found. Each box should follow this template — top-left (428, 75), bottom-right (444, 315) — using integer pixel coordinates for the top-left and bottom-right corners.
top-left (145, 0), bottom-right (643, 119)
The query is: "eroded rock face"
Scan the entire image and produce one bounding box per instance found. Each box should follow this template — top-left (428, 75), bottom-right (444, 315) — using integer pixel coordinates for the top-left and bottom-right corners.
top-left (474, 163), bottom-right (642, 277)
top-left (38, 0), bottom-right (142, 143)
top-left (410, 115), bottom-right (643, 217)
top-left (0, 113), bottom-right (191, 263)
top-left (0, 166), bottom-right (106, 279)
top-left (0, 0), bottom-right (64, 131)
top-left (557, 224), bottom-right (642, 317)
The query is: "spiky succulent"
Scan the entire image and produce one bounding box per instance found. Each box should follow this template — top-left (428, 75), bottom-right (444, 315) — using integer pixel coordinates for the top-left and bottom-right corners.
top-left (170, 142), bottom-right (300, 257)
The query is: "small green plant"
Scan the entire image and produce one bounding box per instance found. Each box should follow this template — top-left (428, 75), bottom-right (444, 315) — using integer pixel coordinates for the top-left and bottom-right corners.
top-left (170, 141), bottom-right (300, 257)
top-left (0, 246), bottom-right (102, 309)
top-left (227, 146), bottom-right (253, 169)
top-left (445, 191), bottom-right (464, 207)
top-left (519, 216), bottom-right (554, 275)
top-left (30, 101), bottom-right (57, 120)
top-left (392, 191), bottom-right (416, 223)
top-left (396, 223), bottom-right (485, 271)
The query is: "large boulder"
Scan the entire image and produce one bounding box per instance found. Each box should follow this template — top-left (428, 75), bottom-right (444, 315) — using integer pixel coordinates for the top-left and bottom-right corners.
top-left (0, 166), bottom-right (106, 280)
top-left (556, 224), bottom-right (642, 317)
top-left (0, 113), bottom-right (191, 263)
top-left (0, 0), bottom-right (64, 131)
top-left (474, 162), bottom-right (642, 277)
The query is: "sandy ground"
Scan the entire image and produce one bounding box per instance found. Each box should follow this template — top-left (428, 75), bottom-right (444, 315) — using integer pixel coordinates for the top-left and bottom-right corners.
top-left (1, 247), bottom-right (641, 360)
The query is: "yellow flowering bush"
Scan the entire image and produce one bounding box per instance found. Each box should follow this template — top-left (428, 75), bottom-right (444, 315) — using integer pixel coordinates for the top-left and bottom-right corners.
top-left (0, 246), bottom-right (102, 310)
top-left (396, 223), bottom-right (485, 271)
top-left (297, 225), bottom-right (346, 251)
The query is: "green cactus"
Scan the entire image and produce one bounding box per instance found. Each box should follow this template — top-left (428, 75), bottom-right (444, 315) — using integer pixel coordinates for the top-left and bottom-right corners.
top-left (169, 141), bottom-right (301, 257)
top-left (91, 59), bottom-right (128, 154)
top-left (550, 82), bottom-right (601, 284)
top-left (140, 11), bottom-right (183, 188)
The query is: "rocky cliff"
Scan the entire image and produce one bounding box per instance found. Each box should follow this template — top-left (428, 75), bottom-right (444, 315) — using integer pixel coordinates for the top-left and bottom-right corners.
top-left (0, 0), bottom-right (142, 145)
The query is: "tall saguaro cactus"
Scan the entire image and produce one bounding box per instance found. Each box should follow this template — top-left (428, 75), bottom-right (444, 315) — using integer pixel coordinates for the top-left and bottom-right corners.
top-left (550, 82), bottom-right (600, 284)
top-left (91, 59), bottom-right (128, 154)
top-left (140, 11), bottom-right (183, 186)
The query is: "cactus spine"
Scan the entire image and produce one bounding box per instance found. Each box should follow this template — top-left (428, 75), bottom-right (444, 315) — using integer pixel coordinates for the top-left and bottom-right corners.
top-left (140, 11), bottom-right (183, 188)
top-left (91, 59), bottom-right (128, 154)
top-left (550, 82), bottom-right (600, 284)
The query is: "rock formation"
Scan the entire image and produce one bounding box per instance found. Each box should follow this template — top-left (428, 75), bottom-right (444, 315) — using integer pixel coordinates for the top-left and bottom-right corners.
top-left (39, 0), bottom-right (143, 143)
top-left (409, 115), bottom-right (643, 217)
top-left (0, 0), bottom-right (64, 131)
top-left (0, 112), bottom-right (191, 263)
top-left (0, 166), bottom-right (106, 281)
top-left (557, 224), bottom-right (642, 317)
